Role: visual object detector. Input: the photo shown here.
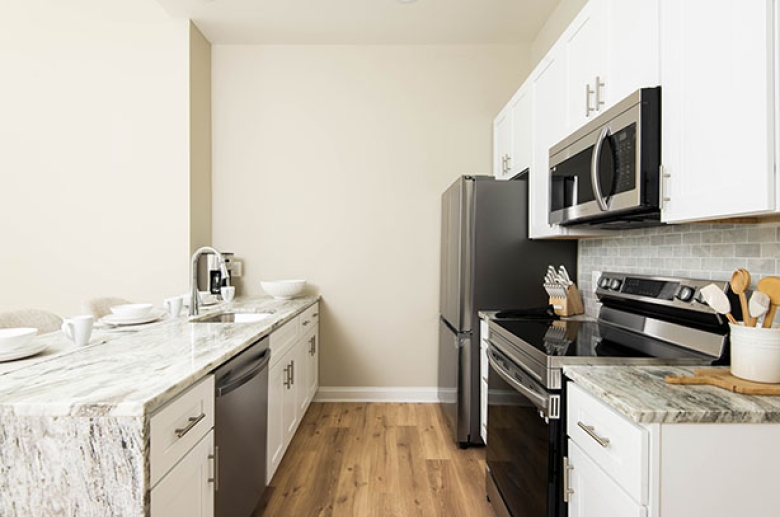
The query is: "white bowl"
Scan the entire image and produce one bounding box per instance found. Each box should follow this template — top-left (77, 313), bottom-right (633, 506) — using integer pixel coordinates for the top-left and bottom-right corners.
top-left (729, 323), bottom-right (780, 383)
top-left (0, 328), bottom-right (37, 351)
top-left (261, 280), bottom-right (306, 300)
top-left (110, 303), bottom-right (154, 319)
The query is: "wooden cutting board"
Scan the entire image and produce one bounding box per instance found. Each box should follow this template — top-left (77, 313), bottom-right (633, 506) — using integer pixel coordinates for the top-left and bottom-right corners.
top-left (665, 368), bottom-right (780, 395)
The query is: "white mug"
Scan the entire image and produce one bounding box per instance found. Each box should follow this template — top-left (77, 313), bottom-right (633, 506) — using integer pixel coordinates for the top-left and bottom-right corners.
top-left (221, 286), bottom-right (236, 303)
top-left (164, 297), bottom-right (183, 318)
top-left (61, 315), bottom-right (94, 347)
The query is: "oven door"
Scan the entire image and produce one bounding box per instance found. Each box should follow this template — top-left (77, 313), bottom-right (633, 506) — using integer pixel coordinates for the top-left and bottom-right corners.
top-left (486, 344), bottom-right (562, 517)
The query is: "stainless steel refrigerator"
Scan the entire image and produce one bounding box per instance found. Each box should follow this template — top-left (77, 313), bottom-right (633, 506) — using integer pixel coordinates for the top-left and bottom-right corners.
top-left (438, 175), bottom-right (577, 446)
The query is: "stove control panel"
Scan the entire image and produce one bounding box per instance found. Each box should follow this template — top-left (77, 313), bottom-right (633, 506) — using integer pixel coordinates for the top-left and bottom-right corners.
top-left (595, 272), bottom-right (730, 315)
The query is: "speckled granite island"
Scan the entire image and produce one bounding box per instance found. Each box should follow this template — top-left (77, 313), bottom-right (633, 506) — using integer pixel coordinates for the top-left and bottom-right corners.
top-left (563, 365), bottom-right (780, 516)
top-left (0, 295), bottom-right (319, 517)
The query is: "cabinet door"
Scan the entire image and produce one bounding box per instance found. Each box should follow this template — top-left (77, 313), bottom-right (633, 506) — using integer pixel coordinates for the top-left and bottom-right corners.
top-left (306, 328), bottom-right (319, 406)
top-left (267, 357), bottom-right (286, 482)
top-left (493, 107), bottom-right (512, 179)
top-left (567, 440), bottom-right (646, 517)
top-left (509, 84), bottom-right (533, 178)
top-left (564, 0), bottom-right (607, 131)
top-left (660, 0), bottom-right (776, 222)
top-left (151, 432), bottom-right (214, 517)
top-left (530, 50), bottom-right (569, 238)
top-left (603, 0), bottom-right (659, 105)
top-left (295, 334), bottom-right (310, 417)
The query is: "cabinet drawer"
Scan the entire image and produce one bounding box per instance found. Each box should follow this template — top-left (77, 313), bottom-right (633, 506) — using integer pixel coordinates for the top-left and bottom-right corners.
top-left (151, 375), bottom-right (215, 487)
top-left (567, 382), bottom-right (648, 504)
top-left (299, 303), bottom-right (319, 332)
top-left (270, 317), bottom-right (300, 364)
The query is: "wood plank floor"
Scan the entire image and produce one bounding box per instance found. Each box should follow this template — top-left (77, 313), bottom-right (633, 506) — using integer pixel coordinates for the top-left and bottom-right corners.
top-left (254, 402), bottom-right (497, 517)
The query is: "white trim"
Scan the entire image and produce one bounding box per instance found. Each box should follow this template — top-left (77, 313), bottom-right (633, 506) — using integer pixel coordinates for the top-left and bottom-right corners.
top-left (313, 386), bottom-right (439, 403)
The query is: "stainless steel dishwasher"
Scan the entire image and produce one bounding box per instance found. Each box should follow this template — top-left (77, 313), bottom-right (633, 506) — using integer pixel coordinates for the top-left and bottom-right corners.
top-left (214, 337), bottom-right (270, 517)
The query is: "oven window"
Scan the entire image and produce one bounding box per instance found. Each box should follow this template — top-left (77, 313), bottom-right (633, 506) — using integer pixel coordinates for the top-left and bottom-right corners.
top-left (487, 362), bottom-right (561, 517)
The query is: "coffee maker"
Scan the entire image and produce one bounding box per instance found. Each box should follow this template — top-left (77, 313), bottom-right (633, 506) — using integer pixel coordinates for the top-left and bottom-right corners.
top-left (207, 252), bottom-right (235, 294)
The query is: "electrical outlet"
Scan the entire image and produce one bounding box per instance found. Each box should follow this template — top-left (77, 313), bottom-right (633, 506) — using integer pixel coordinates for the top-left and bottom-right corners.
top-left (231, 261), bottom-right (243, 277)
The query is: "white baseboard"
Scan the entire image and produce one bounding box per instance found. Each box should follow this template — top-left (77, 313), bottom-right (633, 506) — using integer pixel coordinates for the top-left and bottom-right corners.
top-left (313, 386), bottom-right (439, 403)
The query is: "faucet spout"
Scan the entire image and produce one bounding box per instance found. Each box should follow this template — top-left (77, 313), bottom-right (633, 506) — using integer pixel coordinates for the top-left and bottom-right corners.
top-left (190, 246), bottom-right (229, 317)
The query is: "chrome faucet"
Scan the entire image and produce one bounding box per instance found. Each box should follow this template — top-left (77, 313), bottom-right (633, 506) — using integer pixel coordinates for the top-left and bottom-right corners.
top-left (190, 246), bottom-right (230, 317)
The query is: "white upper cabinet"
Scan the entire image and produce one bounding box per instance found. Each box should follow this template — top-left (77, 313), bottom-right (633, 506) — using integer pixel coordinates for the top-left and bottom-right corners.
top-left (530, 50), bottom-right (568, 238)
top-left (604, 0), bottom-right (660, 105)
top-left (510, 84), bottom-right (533, 178)
top-left (493, 107), bottom-right (512, 179)
top-left (660, 0), bottom-right (777, 223)
top-left (564, 0), bottom-right (608, 131)
top-left (493, 84), bottom-right (533, 181)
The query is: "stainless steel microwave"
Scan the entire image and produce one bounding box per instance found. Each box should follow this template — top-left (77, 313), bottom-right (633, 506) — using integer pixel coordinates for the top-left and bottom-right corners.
top-left (549, 87), bottom-right (661, 228)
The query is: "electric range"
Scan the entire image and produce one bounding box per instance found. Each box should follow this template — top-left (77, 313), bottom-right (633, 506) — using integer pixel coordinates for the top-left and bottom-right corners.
top-left (484, 272), bottom-right (735, 517)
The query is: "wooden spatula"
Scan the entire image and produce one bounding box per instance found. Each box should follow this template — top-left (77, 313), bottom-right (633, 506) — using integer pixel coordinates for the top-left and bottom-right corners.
top-left (730, 269), bottom-right (751, 325)
top-left (757, 276), bottom-right (780, 328)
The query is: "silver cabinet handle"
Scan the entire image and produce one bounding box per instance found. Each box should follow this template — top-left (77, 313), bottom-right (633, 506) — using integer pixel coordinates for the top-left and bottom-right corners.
top-left (290, 360), bottom-right (295, 384)
top-left (586, 83), bottom-right (595, 116)
top-left (660, 164), bottom-right (671, 206)
top-left (590, 125), bottom-right (610, 212)
top-left (577, 421), bottom-right (610, 448)
top-left (309, 336), bottom-right (316, 356)
top-left (594, 76), bottom-right (605, 111)
top-left (283, 365), bottom-right (291, 388)
top-left (563, 456), bottom-right (574, 502)
top-left (302, 320), bottom-right (310, 327)
top-left (175, 413), bottom-right (205, 438)
top-left (506, 154), bottom-right (511, 173)
top-left (208, 446), bottom-right (220, 491)
top-left (312, 312), bottom-right (318, 317)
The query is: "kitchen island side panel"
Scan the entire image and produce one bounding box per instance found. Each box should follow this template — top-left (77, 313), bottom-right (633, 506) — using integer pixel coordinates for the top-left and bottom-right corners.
top-left (0, 413), bottom-right (147, 517)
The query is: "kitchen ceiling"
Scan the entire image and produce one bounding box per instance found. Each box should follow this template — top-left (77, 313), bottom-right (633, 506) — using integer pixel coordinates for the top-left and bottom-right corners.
top-left (154, 0), bottom-right (560, 45)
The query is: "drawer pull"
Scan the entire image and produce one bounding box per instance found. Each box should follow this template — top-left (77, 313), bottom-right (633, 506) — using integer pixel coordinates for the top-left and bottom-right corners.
top-left (577, 421), bottom-right (610, 448)
top-left (312, 312), bottom-right (318, 317)
top-left (175, 413), bottom-right (206, 438)
top-left (302, 320), bottom-right (310, 327)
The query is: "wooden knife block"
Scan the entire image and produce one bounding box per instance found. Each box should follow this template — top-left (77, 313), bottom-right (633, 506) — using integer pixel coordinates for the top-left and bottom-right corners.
top-left (549, 284), bottom-right (584, 317)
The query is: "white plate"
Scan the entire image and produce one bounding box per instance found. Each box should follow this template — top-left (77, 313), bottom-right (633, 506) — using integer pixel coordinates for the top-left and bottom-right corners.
top-left (0, 342), bottom-right (49, 362)
top-left (101, 310), bottom-right (166, 326)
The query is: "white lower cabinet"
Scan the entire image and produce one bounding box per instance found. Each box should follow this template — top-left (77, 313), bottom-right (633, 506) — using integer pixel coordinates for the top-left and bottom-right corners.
top-left (566, 381), bottom-right (780, 516)
top-left (267, 303), bottom-right (320, 483)
top-left (151, 431), bottom-right (215, 517)
top-left (150, 376), bottom-right (216, 517)
top-left (567, 440), bottom-right (646, 517)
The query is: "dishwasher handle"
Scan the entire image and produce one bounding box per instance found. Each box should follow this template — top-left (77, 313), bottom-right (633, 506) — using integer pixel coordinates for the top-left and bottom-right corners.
top-left (216, 349), bottom-right (271, 397)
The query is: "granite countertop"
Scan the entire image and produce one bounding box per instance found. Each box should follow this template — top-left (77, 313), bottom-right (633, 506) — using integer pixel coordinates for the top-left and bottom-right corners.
top-left (0, 295), bottom-right (320, 418)
top-left (565, 365), bottom-right (780, 424)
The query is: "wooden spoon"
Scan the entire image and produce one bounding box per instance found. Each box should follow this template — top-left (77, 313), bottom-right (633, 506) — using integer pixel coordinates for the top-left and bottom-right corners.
top-left (757, 277), bottom-right (780, 328)
top-left (730, 269), bottom-right (751, 325)
top-left (700, 284), bottom-right (738, 324)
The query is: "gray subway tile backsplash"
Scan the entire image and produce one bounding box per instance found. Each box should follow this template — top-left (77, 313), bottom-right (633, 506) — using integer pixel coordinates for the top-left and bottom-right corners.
top-left (577, 222), bottom-right (780, 316)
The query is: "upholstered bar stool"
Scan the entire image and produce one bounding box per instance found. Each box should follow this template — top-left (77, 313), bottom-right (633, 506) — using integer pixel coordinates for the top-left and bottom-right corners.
top-left (0, 309), bottom-right (63, 334)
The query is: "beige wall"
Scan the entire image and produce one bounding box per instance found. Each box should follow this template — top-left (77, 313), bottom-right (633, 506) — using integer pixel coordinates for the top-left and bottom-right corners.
top-left (530, 0), bottom-right (589, 67)
top-left (0, 0), bottom-right (194, 316)
top-left (189, 23), bottom-right (213, 255)
top-left (212, 45), bottom-right (530, 388)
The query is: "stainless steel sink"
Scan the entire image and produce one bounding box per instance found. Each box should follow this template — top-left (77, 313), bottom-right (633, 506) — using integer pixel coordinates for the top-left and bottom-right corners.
top-left (190, 310), bottom-right (275, 324)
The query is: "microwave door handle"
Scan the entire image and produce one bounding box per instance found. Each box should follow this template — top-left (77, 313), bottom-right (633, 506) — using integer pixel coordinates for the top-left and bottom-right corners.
top-left (591, 125), bottom-right (610, 211)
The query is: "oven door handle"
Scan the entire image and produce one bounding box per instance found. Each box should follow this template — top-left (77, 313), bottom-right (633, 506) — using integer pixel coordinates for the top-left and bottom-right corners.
top-left (487, 348), bottom-right (557, 419)
top-left (590, 125), bottom-right (611, 212)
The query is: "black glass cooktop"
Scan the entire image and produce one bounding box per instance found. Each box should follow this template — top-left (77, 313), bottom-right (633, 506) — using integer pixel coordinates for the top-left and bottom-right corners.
top-left (493, 317), bottom-right (710, 360)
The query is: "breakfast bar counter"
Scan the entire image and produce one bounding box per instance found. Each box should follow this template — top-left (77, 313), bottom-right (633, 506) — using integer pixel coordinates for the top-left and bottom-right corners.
top-left (0, 295), bottom-right (320, 517)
